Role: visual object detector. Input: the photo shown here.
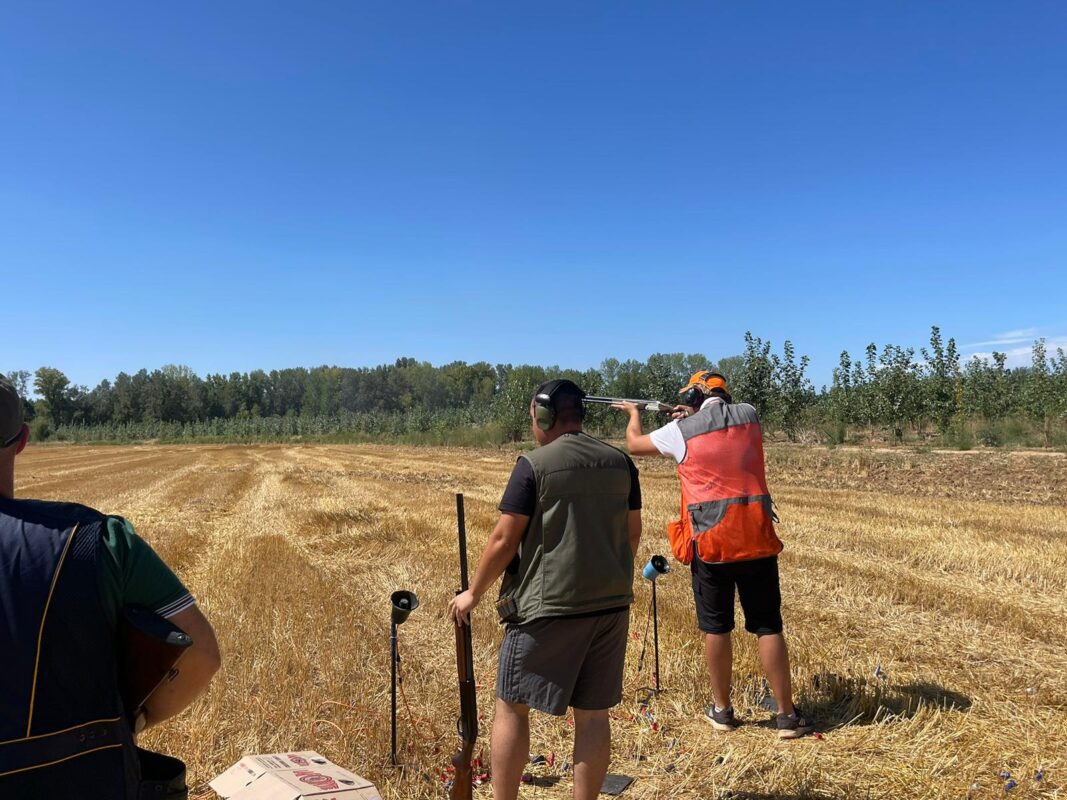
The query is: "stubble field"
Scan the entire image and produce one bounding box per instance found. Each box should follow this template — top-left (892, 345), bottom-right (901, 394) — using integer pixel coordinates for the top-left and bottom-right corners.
top-left (15, 443), bottom-right (1067, 799)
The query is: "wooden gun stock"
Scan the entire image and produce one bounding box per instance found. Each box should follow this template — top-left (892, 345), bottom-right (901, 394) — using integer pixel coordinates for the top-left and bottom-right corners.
top-left (117, 606), bottom-right (192, 726)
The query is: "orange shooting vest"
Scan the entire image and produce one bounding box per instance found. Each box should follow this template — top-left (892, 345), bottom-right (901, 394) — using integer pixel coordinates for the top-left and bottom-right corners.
top-left (665, 400), bottom-right (783, 565)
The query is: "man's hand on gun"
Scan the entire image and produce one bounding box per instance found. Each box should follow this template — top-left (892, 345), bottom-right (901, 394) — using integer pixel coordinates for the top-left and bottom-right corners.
top-left (448, 589), bottom-right (479, 626)
top-left (669, 404), bottom-right (692, 420)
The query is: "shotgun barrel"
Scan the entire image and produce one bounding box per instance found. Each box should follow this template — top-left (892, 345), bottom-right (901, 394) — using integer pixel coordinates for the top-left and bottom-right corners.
top-left (583, 396), bottom-right (676, 414)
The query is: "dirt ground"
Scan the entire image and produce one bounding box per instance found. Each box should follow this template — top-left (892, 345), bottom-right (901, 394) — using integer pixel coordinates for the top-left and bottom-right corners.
top-left (14, 443), bottom-right (1066, 799)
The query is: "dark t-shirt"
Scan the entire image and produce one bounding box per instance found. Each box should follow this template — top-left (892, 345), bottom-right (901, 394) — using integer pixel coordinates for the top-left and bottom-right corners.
top-left (499, 447), bottom-right (642, 516)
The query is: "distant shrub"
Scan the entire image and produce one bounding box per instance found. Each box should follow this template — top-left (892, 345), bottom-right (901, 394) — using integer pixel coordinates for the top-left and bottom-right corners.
top-left (821, 420), bottom-right (847, 447)
top-left (951, 426), bottom-right (975, 451)
top-left (30, 417), bottom-right (51, 442)
top-left (977, 426), bottom-right (1002, 447)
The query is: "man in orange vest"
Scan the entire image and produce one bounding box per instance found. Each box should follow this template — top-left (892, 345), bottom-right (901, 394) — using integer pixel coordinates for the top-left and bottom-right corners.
top-left (614, 371), bottom-right (811, 739)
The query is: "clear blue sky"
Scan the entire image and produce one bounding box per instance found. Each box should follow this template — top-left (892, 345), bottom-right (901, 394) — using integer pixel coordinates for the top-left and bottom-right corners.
top-left (3, 1), bottom-right (1065, 390)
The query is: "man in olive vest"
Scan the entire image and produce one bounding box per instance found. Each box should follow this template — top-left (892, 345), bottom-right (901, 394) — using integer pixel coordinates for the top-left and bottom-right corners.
top-left (614, 371), bottom-right (811, 739)
top-left (449, 379), bottom-right (642, 800)
top-left (0, 374), bottom-right (222, 798)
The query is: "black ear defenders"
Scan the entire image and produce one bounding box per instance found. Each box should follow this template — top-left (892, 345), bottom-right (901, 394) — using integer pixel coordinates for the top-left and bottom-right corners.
top-left (681, 385), bottom-right (705, 408)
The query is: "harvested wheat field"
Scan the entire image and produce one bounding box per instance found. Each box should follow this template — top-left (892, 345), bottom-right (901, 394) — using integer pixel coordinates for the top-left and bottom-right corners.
top-left (14, 443), bottom-right (1067, 799)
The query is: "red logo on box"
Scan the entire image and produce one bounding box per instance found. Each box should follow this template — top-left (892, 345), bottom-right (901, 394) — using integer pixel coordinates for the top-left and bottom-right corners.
top-left (288, 755), bottom-right (310, 766)
top-left (295, 771), bottom-right (339, 790)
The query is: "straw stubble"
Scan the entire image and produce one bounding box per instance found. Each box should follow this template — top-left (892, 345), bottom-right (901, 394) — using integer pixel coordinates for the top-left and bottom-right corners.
top-left (15, 443), bottom-right (1066, 799)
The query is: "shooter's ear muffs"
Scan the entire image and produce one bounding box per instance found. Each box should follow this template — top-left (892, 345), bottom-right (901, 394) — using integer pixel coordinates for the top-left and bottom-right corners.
top-left (533, 379), bottom-right (586, 431)
top-left (681, 385), bottom-right (705, 408)
top-left (681, 371), bottom-right (729, 408)
top-left (534, 392), bottom-right (556, 431)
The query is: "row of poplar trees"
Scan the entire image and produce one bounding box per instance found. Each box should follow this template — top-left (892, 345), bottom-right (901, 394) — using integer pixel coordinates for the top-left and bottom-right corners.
top-left (7, 327), bottom-right (1067, 446)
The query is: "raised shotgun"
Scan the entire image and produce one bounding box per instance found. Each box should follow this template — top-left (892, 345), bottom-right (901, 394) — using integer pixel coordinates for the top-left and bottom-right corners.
top-left (450, 493), bottom-right (478, 800)
top-left (582, 396), bottom-right (676, 413)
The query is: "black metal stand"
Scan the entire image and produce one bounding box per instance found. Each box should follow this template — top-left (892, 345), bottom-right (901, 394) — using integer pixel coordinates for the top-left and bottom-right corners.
top-left (651, 580), bottom-right (661, 692)
top-left (390, 620), bottom-right (399, 767)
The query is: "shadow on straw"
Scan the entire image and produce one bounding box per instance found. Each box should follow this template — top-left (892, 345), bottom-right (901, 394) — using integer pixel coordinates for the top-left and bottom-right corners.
top-left (799, 672), bottom-right (971, 728)
top-left (527, 775), bottom-right (562, 788)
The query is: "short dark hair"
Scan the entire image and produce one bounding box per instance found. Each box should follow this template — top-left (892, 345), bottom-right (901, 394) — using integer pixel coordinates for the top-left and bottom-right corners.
top-left (532, 379), bottom-right (586, 426)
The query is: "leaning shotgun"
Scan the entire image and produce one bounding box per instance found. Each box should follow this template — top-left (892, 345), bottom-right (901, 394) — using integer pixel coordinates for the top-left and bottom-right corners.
top-left (117, 605), bottom-right (193, 730)
top-left (583, 396), bottom-right (676, 413)
top-left (450, 493), bottom-right (478, 800)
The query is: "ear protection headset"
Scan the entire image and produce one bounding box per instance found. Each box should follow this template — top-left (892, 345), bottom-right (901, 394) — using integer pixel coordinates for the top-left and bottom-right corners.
top-left (533, 381), bottom-right (562, 432)
top-left (681, 372), bottom-right (728, 408)
top-left (533, 379), bottom-right (585, 432)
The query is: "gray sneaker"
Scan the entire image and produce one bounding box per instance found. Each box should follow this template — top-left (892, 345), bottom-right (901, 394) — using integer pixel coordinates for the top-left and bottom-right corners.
top-left (703, 705), bottom-right (739, 731)
top-left (776, 707), bottom-right (813, 739)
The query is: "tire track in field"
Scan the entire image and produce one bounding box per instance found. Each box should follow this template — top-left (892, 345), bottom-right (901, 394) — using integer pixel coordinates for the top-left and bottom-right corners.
top-left (776, 487), bottom-right (1067, 596)
top-left (15, 448), bottom-right (179, 500)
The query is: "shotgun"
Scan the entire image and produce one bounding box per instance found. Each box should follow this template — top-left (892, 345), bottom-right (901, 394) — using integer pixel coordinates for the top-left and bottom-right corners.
top-left (117, 606), bottom-right (193, 728)
top-left (582, 396), bottom-right (676, 414)
top-left (450, 494), bottom-right (478, 800)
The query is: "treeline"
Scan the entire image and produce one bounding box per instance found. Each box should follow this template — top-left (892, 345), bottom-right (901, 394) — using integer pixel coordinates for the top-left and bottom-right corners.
top-left (6, 326), bottom-right (1066, 448)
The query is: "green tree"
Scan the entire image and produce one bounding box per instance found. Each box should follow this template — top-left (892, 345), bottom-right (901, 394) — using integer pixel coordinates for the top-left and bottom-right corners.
top-left (4, 370), bottom-right (31, 397)
top-left (961, 352), bottom-right (1008, 422)
top-left (1025, 339), bottom-right (1056, 446)
top-left (491, 365), bottom-right (547, 441)
top-left (828, 351), bottom-right (854, 425)
top-left (920, 326), bottom-right (961, 435)
top-left (714, 355), bottom-right (744, 385)
top-left (733, 333), bottom-right (775, 421)
top-left (770, 341), bottom-right (814, 441)
top-left (1052, 347), bottom-right (1067, 434)
top-left (34, 367), bottom-right (74, 427)
top-left (2, 370), bottom-right (34, 421)
top-left (876, 345), bottom-right (922, 442)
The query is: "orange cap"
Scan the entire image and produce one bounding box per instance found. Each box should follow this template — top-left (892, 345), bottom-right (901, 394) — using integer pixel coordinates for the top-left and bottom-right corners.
top-left (678, 370), bottom-right (728, 395)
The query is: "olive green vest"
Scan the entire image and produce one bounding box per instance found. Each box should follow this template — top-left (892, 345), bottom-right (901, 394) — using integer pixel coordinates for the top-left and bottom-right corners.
top-left (499, 432), bottom-right (635, 623)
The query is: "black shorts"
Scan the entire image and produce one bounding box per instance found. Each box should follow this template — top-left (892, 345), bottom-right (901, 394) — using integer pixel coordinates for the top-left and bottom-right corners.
top-left (690, 555), bottom-right (783, 635)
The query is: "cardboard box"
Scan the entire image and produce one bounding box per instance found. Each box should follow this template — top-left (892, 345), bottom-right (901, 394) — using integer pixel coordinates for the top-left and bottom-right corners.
top-left (211, 751), bottom-right (382, 800)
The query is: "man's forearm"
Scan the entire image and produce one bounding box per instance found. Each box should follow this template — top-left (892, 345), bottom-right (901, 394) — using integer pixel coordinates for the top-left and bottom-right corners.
top-left (141, 606), bottom-right (221, 730)
top-left (469, 534), bottom-right (519, 599)
top-left (628, 510), bottom-right (642, 560)
top-left (625, 413), bottom-right (645, 449)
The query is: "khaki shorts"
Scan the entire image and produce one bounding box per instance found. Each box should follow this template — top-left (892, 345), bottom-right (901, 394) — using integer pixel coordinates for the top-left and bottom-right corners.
top-left (495, 609), bottom-right (629, 716)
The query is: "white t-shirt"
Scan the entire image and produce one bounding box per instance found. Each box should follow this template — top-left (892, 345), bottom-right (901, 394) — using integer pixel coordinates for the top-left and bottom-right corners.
top-left (648, 397), bottom-right (722, 463)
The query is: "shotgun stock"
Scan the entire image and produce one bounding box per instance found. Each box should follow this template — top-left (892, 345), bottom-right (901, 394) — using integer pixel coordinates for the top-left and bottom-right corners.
top-left (117, 606), bottom-right (192, 727)
top-left (450, 493), bottom-right (478, 800)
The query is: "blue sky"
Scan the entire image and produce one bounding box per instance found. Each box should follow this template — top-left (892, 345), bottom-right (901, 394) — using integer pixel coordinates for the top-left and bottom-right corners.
top-left (3, 1), bottom-right (1065, 391)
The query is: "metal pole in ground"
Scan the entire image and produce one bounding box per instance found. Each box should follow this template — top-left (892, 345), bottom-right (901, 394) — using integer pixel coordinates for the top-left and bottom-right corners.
top-left (652, 580), bottom-right (661, 691)
top-left (388, 590), bottom-right (418, 767)
top-left (390, 619), bottom-right (398, 766)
